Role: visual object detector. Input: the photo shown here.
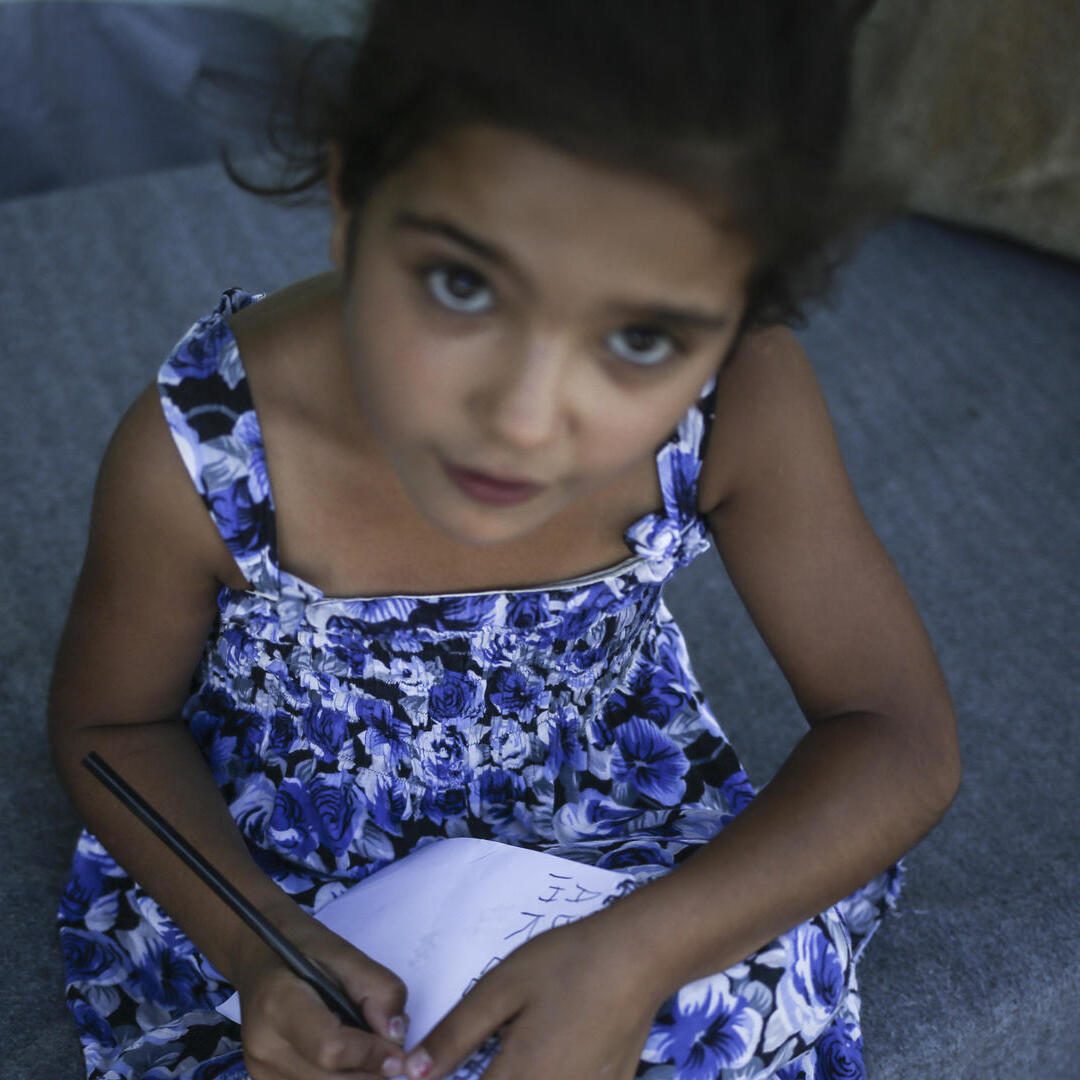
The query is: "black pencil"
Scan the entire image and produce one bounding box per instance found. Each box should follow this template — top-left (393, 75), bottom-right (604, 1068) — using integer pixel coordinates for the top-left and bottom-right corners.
top-left (82, 751), bottom-right (371, 1032)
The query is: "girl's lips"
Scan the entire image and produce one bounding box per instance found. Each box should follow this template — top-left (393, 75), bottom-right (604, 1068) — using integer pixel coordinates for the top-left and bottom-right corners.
top-left (441, 460), bottom-right (545, 504)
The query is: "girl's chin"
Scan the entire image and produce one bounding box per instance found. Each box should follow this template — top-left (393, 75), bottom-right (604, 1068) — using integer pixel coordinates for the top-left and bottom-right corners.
top-left (425, 492), bottom-right (561, 550)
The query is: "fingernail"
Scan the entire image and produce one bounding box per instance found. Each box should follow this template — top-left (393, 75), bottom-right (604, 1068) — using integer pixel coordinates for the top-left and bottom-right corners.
top-left (382, 1056), bottom-right (404, 1077)
top-left (388, 1014), bottom-right (408, 1043)
top-left (405, 1047), bottom-right (433, 1079)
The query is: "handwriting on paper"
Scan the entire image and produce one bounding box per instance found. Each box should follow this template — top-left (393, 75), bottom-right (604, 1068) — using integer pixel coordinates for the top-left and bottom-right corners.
top-left (462, 871), bottom-right (617, 994)
top-left (217, 838), bottom-right (636, 1050)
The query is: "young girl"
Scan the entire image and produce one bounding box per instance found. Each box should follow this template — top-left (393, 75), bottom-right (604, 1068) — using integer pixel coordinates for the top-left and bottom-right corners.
top-left (50, 3), bottom-right (961, 1079)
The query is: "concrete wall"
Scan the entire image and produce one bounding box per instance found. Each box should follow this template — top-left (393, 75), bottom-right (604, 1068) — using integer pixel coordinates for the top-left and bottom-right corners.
top-left (853, 0), bottom-right (1080, 258)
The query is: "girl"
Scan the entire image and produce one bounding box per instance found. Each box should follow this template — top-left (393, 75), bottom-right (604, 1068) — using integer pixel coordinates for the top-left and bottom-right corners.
top-left (50, 3), bottom-right (961, 1079)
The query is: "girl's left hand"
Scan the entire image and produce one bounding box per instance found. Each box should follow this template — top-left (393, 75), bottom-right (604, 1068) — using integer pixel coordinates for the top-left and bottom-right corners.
top-left (400, 915), bottom-right (660, 1080)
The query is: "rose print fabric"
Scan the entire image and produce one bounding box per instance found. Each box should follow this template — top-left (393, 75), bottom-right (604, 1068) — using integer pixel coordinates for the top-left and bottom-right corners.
top-left (59, 291), bottom-right (901, 1079)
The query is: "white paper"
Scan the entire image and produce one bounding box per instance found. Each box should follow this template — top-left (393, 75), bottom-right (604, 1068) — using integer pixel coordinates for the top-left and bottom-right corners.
top-left (217, 838), bottom-right (634, 1053)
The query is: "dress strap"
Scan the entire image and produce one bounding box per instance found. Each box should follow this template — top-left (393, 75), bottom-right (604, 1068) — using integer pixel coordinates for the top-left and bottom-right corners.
top-left (658, 373), bottom-right (718, 520)
top-left (697, 373), bottom-right (719, 444)
top-left (622, 374), bottom-right (717, 578)
top-left (157, 289), bottom-right (285, 598)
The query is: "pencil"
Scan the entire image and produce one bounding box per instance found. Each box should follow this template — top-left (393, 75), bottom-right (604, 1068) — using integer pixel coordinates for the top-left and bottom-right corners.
top-left (82, 751), bottom-right (372, 1032)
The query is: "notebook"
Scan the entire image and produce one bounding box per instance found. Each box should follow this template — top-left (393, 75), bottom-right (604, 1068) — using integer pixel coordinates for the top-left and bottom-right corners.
top-left (217, 837), bottom-right (636, 1051)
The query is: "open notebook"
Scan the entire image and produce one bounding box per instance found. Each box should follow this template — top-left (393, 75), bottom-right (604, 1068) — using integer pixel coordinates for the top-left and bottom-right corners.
top-left (217, 838), bottom-right (635, 1051)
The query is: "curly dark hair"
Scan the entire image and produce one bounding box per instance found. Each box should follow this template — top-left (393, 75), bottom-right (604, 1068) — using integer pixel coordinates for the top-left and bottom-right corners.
top-left (230, 0), bottom-right (889, 329)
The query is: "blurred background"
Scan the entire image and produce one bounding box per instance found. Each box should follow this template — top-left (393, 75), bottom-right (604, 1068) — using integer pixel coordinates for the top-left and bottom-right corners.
top-left (0, 0), bottom-right (354, 199)
top-left (2, 0), bottom-right (1078, 259)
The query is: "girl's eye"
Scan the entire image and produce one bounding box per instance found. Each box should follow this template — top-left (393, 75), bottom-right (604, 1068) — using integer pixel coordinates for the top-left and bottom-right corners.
top-left (606, 325), bottom-right (682, 367)
top-left (424, 263), bottom-right (494, 314)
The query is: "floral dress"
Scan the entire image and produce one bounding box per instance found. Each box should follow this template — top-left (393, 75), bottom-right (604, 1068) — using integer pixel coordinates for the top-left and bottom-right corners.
top-left (59, 291), bottom-right (901, 1080)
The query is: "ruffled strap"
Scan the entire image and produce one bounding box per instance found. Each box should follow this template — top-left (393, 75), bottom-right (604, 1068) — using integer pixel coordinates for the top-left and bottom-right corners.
top-left (623, 374), bottom-right (717, 580)
top-left (157, 289), bottom-right (286, 600)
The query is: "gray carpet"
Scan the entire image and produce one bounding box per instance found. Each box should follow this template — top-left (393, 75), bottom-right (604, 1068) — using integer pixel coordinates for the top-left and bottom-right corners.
top-left (1, 161), bottom-right (1077, 1079)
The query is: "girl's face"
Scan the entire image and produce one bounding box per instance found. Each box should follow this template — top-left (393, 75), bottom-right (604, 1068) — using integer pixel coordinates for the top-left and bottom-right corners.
top-left (332, 124), bottom-right (754, 548)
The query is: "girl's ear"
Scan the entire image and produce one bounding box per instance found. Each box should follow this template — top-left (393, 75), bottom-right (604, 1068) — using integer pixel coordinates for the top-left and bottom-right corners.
top-left (327, 141), bottom-right (351, 272)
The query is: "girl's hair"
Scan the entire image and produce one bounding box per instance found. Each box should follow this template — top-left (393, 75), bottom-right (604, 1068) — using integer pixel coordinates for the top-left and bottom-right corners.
top-left (230, 0), bottom-right (888, 330)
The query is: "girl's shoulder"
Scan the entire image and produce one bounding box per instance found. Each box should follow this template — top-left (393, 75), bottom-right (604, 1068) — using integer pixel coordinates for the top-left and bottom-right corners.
top-left (158, 280), bottom-right (392, 600)
top-left (224, 273), bottom-right (358, 440)
top-left (154, 274), bottom-right (355, 457)
top-left (76, 377), bottom-right (246, 642)
top-left (697, 324), bottom-right (831, 516)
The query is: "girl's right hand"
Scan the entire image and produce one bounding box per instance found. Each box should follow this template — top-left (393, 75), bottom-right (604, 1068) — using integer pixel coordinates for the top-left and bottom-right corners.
top-left (232, 913), bottom-right (410, 1080)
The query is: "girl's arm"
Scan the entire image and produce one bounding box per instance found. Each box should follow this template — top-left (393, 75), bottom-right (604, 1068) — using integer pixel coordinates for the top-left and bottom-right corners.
top-left (598, 325), bottom-right (962, 992)
top-left (405, 327), bottom-right (961, 1080)
top-left (49, 384), bottom-right (409, 1078)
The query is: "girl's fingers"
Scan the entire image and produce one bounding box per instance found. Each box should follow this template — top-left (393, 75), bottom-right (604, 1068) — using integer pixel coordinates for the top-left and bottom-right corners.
top-left (248, 972), bottom-right (407, 1077)
top-left (246, 1026), bottom-right (404, 1080)
top-left (343, 963), bottom-right (410, 1046)
top-left (457, 1022), bottom-right (645, 1080)
top-left (245, 1036), bottom-right (393, 1080)
top-left (402, 981), bottom-right (515, 1080)
top-left (308, 929), bottom-right (411, 1046)
top-left (238, 921), bottom-right (410, 1076)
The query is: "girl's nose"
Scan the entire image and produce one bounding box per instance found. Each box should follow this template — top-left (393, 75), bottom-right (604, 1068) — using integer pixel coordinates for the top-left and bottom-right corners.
top-left (480, 340), bottom-right (570, 450)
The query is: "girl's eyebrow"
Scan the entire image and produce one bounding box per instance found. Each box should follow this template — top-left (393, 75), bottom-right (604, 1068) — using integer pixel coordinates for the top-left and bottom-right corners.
top-left (393, 211), bottom-right (509, 267)
top-left (391, 210), bottom-right (733, 332)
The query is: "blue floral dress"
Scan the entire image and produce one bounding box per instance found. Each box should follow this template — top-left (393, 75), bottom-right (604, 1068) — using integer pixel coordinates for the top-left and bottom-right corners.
top-left (59, 291), bottom-right (901, 1080)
